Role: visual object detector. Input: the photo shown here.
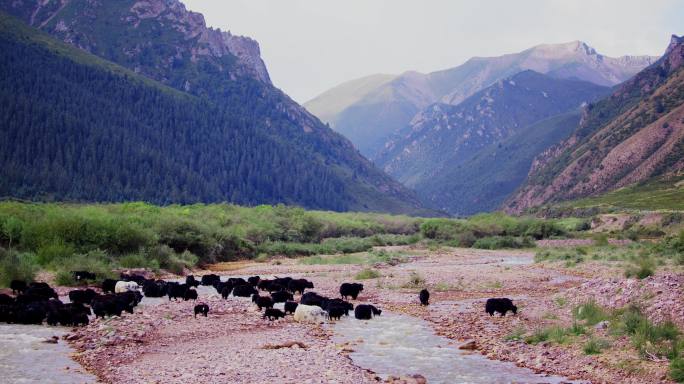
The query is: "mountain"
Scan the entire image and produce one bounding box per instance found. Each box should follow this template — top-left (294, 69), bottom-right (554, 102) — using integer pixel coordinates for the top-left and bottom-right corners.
top-left (305, 41), bottom-right (656, 158)
top-left (506, 35), bottom-right (684, 213)
top-left (0, 2), bottom-right (432, 215)
top-left (374, 71), bottom-right (609, 200)
top-left (420, 112), bottom-right (583, 215)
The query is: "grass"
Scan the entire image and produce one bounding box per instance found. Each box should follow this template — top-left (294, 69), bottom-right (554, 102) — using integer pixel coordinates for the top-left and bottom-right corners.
top-left (583, 337), bottom-right (611, 355)
top-left (525, 326), bottom-right (572, 345)
top-left (401, 272), bottom-right (426, 288)
top-left (552, 176), bottom-right (684, 211)
top-left (624, 257), bottom-right (656, 279)
top-left (671, 357), bottom-right (684, 382)
top-left (504, 326), bottom-right (526, 342)
top-left (573, 301), bottom-right (609, 326)
top-left (572, 301), bottom-right (684, 379)
top-left (355, 268), bottom-right (381, 280)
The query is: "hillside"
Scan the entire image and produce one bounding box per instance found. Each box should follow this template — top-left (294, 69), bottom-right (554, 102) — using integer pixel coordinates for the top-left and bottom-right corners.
top-left (373, 71), bottom-right (609, 209)
top-left (419, 112), bottom-right (583, 215)
top-left (0, 5), bottom-right (430, 215)
top-left (305, 41), bottom-right (655, 158)
top-left (506, 35), bottom-right (684, 213)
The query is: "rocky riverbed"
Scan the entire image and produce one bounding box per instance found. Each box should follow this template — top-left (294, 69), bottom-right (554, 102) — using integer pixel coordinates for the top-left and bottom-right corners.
top-left (15, 245), bottom-right (680, 383)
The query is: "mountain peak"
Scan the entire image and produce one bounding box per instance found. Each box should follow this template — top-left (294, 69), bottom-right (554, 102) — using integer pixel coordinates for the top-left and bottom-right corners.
top-left (665, 34), bottom-right (684, 56)
top-left (527, 40), bottom-right (599, 58)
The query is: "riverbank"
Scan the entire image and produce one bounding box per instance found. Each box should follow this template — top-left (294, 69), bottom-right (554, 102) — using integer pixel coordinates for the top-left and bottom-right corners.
top-left (51, 245), bottom-right (683, 383)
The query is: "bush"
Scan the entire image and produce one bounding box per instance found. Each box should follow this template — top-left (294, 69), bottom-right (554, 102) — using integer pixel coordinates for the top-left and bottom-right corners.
top-left (573, 301), bottom-right (608, 325)
top-left (504, 326), bottom-right (526, 342)
top-left (624, 257), bottom-right (655, 279)
top-left (118, 253), bottom-right (159, 270)
top-left (355, 268), bottom-right (381, 280)
top-left (419, 219), bottom-right (467, 241)
top-left (583, 337), bottom-right (611, 355)
top-left (0, 251), bottom-right (37, 287)
top-left (402, 272), bottom-right (426, 288)
top-left (473, 236), bottom-right (534, 250)
top-left (145, 245), bottom-right (196, 274)
top-left (52, 250), bottom-right (116, 286)
top-left (671, 357), bottom-right (684, 382)
top-left (36, 242), bottom-right (74, 266)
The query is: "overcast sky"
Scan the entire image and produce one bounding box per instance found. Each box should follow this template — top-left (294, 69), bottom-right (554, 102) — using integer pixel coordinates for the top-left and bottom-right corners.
top-left (183, 0), bottom-right (683, 103)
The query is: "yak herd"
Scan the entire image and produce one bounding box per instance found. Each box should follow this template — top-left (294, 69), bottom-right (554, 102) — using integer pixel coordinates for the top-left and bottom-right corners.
top-left (0, 270), bottom-right (518, 329)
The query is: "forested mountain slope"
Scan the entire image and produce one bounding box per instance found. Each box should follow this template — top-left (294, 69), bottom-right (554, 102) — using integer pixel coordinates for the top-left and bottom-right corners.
top-left (0, 3), bottom-right (431, 215)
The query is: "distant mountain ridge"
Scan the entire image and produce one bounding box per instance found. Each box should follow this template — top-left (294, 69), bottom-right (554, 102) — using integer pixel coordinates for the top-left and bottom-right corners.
top-left (305, 41), bottom-right (656, 158)
top-left (0, 2), bottom-right (432, 215)
top-left (506, 35), bottom-right (684, 212)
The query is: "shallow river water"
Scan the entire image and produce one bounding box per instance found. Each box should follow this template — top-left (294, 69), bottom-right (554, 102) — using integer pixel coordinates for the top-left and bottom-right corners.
top-left (332, 312), bottom-right (582, 384)
top-left (0, 324), bottom-right (96, 383)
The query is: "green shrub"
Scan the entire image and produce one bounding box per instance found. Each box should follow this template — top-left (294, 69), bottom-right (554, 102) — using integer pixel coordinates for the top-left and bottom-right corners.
top-left (52, 250), bottom-right (115, 286)
top-left (473, 236), bottom-right (534, 250)
top-left (593, 233), bottom-right (609, 246)
top-left (419, 219), bottom-right (467, 241)
top-left (0, 251), bottom-right (37, 287)
top-left (525, 327), bottom-right (552, 344)
top-left (568, 322), bottom-right (587, 336)
top-left (355, 268), bottom-right (381, 280)
top-left (36, 242), bottom-right (74, 266)
top-left (583, 337), bottom-right (611, 355)
top-left (118, 253), bottom-right (159, 270)
top-left (573, 301), bottom-right (608, 325)
top-left (504, 326), bottom-right (526, 342)
top-left (671, 357), bottom-right (684, 382)
top-left (624, 257), bottom-right (655, 279)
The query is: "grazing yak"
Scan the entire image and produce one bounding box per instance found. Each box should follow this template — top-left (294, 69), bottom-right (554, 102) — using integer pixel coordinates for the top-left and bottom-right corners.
top-left (220, 285), bottom-right (233, 299)
top-left (167, 283), bottom-right (188, 301)
top-left (263, 308), bottom-right (285, 321)
top-left (252, 294), bottom-right (274, 310)
top-left (115, 281), bottom-right (140, 294)
top-left (419, 289), bottom-right (430, 306)
top-left (340, 283), bottom-right (363, 300)
top-left (284, 301), bottom-right (298, 315)
top-left (232, 285), bottom-right (257, 298)
top-left (287, 279), bottom-right (314, 295)
top-left (300, 292), bottom-right (327, 308)
top-left (293, 304), bottom-right (327, 324)
top-left (183, 288), bottom-right (198, 301)
top-left (201, 274), bottom-right (221, 286)
top-left (324, 299), bottom-right (353, 316)
top-left (186, 275), bottom-right (200, 287)
top-left (102, 279), bottom-right (117, 294)
top-left (485, 298), bottom-right (517, 316)
top-left (72, 271), bottom-right (97, 281)
top-left (194, 304), bottom-right (209, 318)
top-left (354, 304), bottom-right (382, 320)
top-left (142, 280), bottom-right (168, 297)
top-left (271, 290), bottom-right (294, 303)
top-left (68, 289), bottom-right (97, 305)
top-left (10, 280), bottom-right (27, 294)
top-left (0, 294), bottom-right (13, 306)
top-left (247, 276), bottom-right (261, 287)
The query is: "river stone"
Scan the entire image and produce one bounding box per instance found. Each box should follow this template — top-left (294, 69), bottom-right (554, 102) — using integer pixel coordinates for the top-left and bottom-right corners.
top-left (458, 340), bottom-right (477, 350)
top-left (594, 320), bottom-right (610, 330)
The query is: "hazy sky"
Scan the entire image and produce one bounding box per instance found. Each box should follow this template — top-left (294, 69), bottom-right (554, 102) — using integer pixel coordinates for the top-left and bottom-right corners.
top-left (183, 0), bottom-right (683, 103)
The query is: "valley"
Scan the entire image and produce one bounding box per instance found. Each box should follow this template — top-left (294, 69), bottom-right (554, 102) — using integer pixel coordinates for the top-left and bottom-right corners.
top-left (0, 1), bottom-right (682, 383)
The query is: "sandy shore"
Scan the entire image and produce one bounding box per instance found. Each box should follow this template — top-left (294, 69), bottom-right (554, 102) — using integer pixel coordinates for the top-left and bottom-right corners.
top-left (63, 246), bottom-right (682, 383)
